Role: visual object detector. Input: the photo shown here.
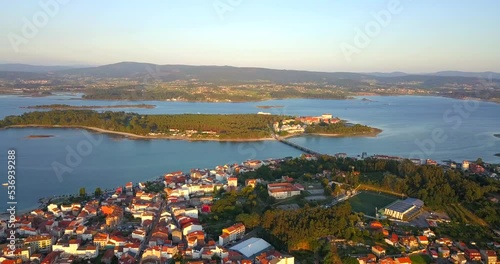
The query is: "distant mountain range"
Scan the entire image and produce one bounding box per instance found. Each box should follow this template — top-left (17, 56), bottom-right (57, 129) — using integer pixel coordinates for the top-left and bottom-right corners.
top-left (0, 62), bottom-right (499, 83)
top-left (432, 71), bottom-right (500, 79)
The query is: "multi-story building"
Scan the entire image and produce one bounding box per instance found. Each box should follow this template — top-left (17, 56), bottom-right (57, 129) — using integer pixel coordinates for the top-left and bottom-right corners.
top-left (480, 249), bottom-right (498, 264)
top-left (24, 235), bottom-right (52, 253)
top-left (219, 223), bottom-right (245, 245)
top-left (465, 248), bottom-right (481, 261)
top-left (93, 233), bottom-right (109, 248)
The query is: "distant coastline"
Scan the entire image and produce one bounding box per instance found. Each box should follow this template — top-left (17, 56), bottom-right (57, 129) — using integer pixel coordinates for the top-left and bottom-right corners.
top-left (2, 92), bottom-right (499, 104)
top-left (256, 105), bottom-right (284, 109)
top-left (22, 103), bottom-right (155, 110)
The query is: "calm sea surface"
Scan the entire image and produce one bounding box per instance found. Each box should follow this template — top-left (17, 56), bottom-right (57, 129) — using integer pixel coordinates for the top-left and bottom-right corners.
top-left (0, 94), bottom-right (499, 211)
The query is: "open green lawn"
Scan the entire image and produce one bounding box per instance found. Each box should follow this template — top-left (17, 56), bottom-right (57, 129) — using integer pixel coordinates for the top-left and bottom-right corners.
top-left (410, 254), bottom-right (432, 264)
top-left (348, 191), bottom-right (398, 217)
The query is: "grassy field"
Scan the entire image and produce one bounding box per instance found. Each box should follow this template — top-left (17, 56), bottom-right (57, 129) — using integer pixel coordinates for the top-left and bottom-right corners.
top-left (348, 191), bottom-right (398, 217)
top-left (410, 254), bottom-right (432, 264)
top-left (445, 203), bottom-right (488, 226)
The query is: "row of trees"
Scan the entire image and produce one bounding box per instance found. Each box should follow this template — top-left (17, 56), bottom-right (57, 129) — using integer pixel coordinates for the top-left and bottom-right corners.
top-left (78, 187), bottom-right (102, 197)
top-left (304, 122), bottom-right (376, 135)
top-left (261, 203), bottom-right (358, 251)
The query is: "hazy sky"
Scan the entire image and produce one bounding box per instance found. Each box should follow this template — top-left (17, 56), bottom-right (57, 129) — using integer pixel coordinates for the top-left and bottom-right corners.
top-left (1, 0), bottom-right (499, 72)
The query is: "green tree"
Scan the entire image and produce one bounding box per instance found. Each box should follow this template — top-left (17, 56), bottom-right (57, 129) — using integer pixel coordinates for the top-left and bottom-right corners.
top-left (333, 184), bottom-right (342, 196)
top-left (94, 187), bottom-right (102, 196)
top-left (79, 187), bottom-right (86, 197)
top-left (236, 213), bottom-right (261, 229)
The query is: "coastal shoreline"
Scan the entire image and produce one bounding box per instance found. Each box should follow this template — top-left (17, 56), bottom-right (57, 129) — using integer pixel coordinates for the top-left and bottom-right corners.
top-left (21, 104), bottom-right (156, 110)
top-left (2, 92), bottom-right (499, 104)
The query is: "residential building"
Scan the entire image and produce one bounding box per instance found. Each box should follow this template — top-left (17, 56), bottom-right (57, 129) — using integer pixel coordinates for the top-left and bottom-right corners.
top-left (395, 257), bottom-right (412, 264)
top-left (41, 251), bottom-right (62, 264)
top-left (417, 236), bottom-right (428, 245)
top-left (371, 245), bottom-right (385, 258)
top-left (93, 233), bottom-right (109, 247)
top-left (219, 223), bottom-right (245, 245)
top-left (245, 179), bottom-right (257, 188)
top-left (480, 249), bottom-right (497, 264)
top-left (24, 235), bottom-right (52, 253)
top-left (228, 177), bottom-right (238, 188)
top-left (465, 248), bottom-right (481, 261)
top-left (267, 183), bottom-right (301, 199)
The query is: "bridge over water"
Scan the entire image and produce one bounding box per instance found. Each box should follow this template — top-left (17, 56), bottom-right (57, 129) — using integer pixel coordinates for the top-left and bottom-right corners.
top-left (268, 123), bottom-right (322, 155)
top-left (272, 133), bottom-right (321, 155)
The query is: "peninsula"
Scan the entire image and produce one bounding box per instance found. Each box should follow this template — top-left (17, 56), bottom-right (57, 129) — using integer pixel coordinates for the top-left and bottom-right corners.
top-left (256, 105), bottom-right (284, 109)
top-left (0, 110), bottom-right (380, 141)
top-left (25, 134), bottom-right (55, 139)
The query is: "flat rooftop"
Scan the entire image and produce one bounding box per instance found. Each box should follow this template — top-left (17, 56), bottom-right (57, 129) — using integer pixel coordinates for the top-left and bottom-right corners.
top-left (230, 237), bottom-right (272, 258)
top-left (385, 200), bottom-right (414, 213)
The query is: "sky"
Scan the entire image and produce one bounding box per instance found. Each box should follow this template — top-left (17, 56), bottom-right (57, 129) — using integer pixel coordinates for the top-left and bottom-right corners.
top-left (0, 0), bottom-right (499, 73)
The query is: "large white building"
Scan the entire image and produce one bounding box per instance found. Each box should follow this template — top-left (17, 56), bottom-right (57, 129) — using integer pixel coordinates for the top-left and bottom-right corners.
top-left (230, 238), bottom-right (272, 258)
top-left (267, 183), bottom-right (301, 199)
top-left (383, 198), bottom-right (424, 221)
top-left (52, 240), bottom-right (98, 259)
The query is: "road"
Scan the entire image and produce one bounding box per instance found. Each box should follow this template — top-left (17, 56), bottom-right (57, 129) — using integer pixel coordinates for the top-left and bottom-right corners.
top-left (136, 198), bottom-right (165, 262)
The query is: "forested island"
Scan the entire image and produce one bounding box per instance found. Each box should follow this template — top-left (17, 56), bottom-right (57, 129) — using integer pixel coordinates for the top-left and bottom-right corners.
top-left (0, 110), bottom-right (380, 141)
top-left (25, 134), bottom-right (54, 139)
top-left (23, 103), bottom-right (155, 110)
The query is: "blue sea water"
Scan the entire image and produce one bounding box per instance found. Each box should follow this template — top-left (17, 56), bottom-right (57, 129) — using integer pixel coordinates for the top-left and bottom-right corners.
top-left (0, 94), bottom-right (499, 211)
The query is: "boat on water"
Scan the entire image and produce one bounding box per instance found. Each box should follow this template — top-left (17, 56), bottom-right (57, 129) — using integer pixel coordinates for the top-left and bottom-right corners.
top-left (2, 183), bottom-right (8, 186)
